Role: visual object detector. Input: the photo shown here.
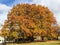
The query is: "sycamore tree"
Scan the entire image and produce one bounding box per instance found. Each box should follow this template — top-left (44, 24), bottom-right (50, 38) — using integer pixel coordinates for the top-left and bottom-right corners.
top-left (1, 4), bottom-right (58, 41)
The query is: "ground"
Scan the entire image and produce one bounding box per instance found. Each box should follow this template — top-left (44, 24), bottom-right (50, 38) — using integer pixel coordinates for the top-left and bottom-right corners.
top-left (7, 40), bottom-right (60, 45)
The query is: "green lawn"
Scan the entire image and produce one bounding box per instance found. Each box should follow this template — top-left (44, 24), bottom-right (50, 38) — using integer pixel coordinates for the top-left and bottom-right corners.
top-left (7, 41), bottom-right (60, 45)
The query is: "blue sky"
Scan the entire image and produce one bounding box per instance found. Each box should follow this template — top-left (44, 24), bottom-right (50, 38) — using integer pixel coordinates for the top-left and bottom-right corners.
top-left (0, 0), bottom-right (60, 29)
top-left (0, 0), bottom-right (14, 6)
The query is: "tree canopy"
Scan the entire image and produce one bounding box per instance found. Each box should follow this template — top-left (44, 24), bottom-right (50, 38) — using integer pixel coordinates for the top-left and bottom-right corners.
top-left (1, 4), bottom-right (58, 40)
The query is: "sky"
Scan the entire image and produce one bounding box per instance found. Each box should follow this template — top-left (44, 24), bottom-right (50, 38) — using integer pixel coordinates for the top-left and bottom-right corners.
top-left (0, 0), bottom-right (60, 29)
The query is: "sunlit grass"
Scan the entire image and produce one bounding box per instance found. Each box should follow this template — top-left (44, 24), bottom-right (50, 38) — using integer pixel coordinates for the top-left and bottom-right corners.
top-left (7, 41), bottom-right (60, 45)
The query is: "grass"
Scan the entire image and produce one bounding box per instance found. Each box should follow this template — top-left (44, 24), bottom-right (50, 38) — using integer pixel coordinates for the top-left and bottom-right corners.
top-left (7, 41), bottom-right (60, 45)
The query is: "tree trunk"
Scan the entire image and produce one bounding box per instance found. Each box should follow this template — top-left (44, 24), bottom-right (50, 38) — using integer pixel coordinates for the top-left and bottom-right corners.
top-left (41, 36), bottom-right (44, 40)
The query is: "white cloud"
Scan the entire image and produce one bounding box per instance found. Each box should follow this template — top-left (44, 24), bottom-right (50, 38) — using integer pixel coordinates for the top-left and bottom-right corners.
top-left (0, 4), bottom-right (11, 13)
top-left (12, 0), bottom-right (30, 5)
top-left (0, 4), bottom-right (11, 29)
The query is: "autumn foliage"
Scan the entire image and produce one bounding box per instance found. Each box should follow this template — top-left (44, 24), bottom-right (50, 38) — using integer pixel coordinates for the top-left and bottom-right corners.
top-left (1, 4), bottom-right (58, 40)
